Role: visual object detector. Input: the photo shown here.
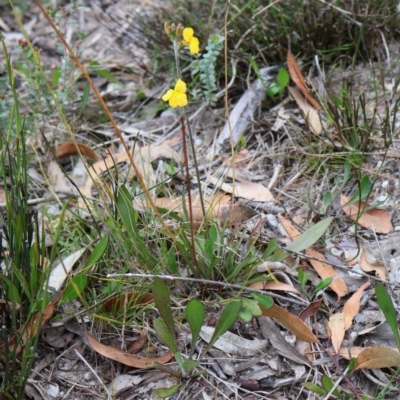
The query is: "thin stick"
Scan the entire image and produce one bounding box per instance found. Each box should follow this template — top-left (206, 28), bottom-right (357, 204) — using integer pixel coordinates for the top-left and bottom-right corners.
top-left (106, 273), bottom-right (308, 305)
top-left (181, 118), bottom-right (201, 277)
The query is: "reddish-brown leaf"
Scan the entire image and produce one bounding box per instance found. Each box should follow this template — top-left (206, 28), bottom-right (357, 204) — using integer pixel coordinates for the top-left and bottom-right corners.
top-left (340, 194), bottom-right (393, 234)
top-left (260, 304), bottom-right (318, 343)
top-left (328, 313), bottom-right (345, 355)
top-left (55, 142), bottom-right (99, 161)
top-left (287, 50), bottom-right (322, 111)
top-left (249, 281), bottom-right (300, 294)
top-left (355, 346), bottom-right (400, 370)
top-left (299, 298), bottom-right (323, 321)
top-left (127, 335), bottom-right (147, 354)
top-left (342, 280), bottom-right (371, 330)
top-left (86, 331), bottom-right (173, 368)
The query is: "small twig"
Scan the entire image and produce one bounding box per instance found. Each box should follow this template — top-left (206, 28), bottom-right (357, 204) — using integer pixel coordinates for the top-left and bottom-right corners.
top-left (106, 273), bottom-right (308, 305)
top-left (74, 349), bottom-right (112, 400)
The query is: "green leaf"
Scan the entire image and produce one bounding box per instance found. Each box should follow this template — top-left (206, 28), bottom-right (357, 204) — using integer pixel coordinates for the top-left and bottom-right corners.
top-left (186, 300), bottom-right (205, 357)
top-left (88, 61), bottom-right (118, 83)
top-left (375, 283), bottom-right (400, 351)
top-left (61, 273), bottom-right (88, 303)
top-left (153, 318), bottom-right (178, 354)
top-left (321, 375), bottom-right (341, 397)
top-left (52, 67), bottom-right (61, 86)
top-left (262, 238), bottom-right (277, 259)
top-left (181, 358), bottom-right (197, 374)
top-left (277, 68), bottom-right (289, 92)
top-left (153, 278), bottom-right (175, 338)
top-left (204, 300), bottom-right (241, 354)
top-left (303, 382), bottom-right (325, 396)
top-left (238, 307), bottom-right (253, 322)
top-left (286, 217), bottom-right (333, 253)
top-left (267, 82), bottom-right (281, 97)
top-left (116, 185), bottom-right (138, 236)
top-left (241, 297), bottom-right (262, 316)
top-left (251, 293), bottom-right (273, 309)
top-left (152, 384), bottom-right (181, 398)
top-left (321, 191), bottom-right (332, 213)
top-left (313, 277), bottom-right (333, 294)
top-left (343, 175), bottom-right (372, 207)
top-left (85, 235), bottom-right (108, 269)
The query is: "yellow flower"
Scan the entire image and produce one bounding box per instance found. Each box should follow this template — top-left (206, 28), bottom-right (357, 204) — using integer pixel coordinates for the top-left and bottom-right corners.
top-left (162, 79), bottom-right (188, 108)
top-left (182, 27), bottom-right (200, 55)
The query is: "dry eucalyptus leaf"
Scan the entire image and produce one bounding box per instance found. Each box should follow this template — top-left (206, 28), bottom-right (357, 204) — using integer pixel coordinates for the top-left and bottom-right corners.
top-left (355, 346), bottom-right (400, 370)
top-left (328, 313), bottom-right (345, 355)
top-left (207, 176), bottom-right (274, 202)
top-left (359, 247), bottom-right (387, 280)
top-left (342, 280), bottom-right (371, 330)
top-left (259, 304), bottom-right (318, 343)
top-left (287, 86), bottom-right (322, 135)
top-left (340, 194), bottom-right (393, 234)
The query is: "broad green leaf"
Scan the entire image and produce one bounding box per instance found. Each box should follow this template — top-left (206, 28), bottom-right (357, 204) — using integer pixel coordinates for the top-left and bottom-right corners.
top-left (262, 238), bottom-right (277, 259)
top-left (238, 308), bottom-right (253, 322)
top-left (116, 185), bottom-right (138, 237)
top-left (152, 384), bottom-right (181, 398)
top-left (153, 278), bottom-right (175, 338)
top-left (313, 277), bottom-right (333, 294)
top-left (277, 68), bottom-right (289, 92)
top-left (1, 275), bottom-right (21, 303)
top-left (61, 273), bottom-right (88, 303)
top-left (153, 318), bottom-right (178, 354)
top-left (267, 82), bottom-right (281, 97)
top-left (182, 358), bottom-right (197, 374)
top-left (204, 300), bottom-right (241, 354)
top-left (321, 191), bottom-right (332, 213)
top-left (286, 217), bottom-right (333, 253)
top-left (343, 175), bottom-right (372, 207)
top-left (303, 382), bottom-right (325, 396)
top-left (321, 375), bottom-right (341, 397)
top-left (241, 297), bottom-right (262, 316)
top-left (375, 284), bottom-right (400, 351)
top-left (52, 66), bottom-right (61, 86)
top-left (251, 293), bottom-right (273, 310)
top-left (186, 300), bottom-right (205, 356)
top-left (85, 235), bottom-right (108, 269)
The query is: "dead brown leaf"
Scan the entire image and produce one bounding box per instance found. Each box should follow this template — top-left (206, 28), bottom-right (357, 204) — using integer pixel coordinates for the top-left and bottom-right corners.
top-left (306, 249), bottom-right (348, 299)
top-left (287, 50), bottom-right (322, 111)
top-left (288, 86), bottom-right (322, 136)
top-left (328, 313), bottom-right (345, 355)
top-left (337, 346), bottom-right (365, 360)
top-left (343, 280), bottom-right (371, 330)
top-left (359, 247), bottom-right (386, 280)
top-left (299, 298), bottom-right (323, 321)
top-left (207, 177), bottom-right (275, 202)
top-left (134, 193), bottom-right (255, 228)
top-left (55, 142), bottom-right (99, 161)
top-left (86, 331), bottom-right (173, 368)
top-left (249, 281), bottom-right (300, 295)
top-left (355, 346), bottom-right (400, 370)
top-left (260, 304), bottom-right (318, 343)
top-left (340, 194), bottom-right (393, 234)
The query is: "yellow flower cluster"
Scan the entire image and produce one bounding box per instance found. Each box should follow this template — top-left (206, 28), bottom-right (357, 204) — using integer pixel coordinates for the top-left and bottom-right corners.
top-left (162, 25), bottom-right (200, 108)
top-left (162, 79), bottom-right (187, 108)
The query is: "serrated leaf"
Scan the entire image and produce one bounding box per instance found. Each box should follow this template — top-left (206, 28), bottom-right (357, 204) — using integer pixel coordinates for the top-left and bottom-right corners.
top-left (286, 217), bottom-right (333, 253)
top-left (85, 235), bottom-right (108, 269)
top-left (186, 300), bottom-right (205, 356)
top-left (153, 278), bottom-right (175, 338)
top-left (153, 318), bottom-right (178, 354)
top-left (375, 284), bottom-right (400, 351)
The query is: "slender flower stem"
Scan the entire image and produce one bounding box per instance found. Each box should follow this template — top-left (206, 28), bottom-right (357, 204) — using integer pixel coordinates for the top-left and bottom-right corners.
top-left (172, 41), bottom-right (206, 217)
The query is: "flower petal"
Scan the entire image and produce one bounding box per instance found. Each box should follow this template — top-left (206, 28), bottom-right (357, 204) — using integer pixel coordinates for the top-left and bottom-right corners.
top-left (169, 92), bottom-right (179, 108)
top-left (175, 93), bottom-right (188, 107)
top-left (189, 37), bottom-right (200, 54)
top-left (162, 89), bottom-right (173, 102)
top-left (183, 28), bottom-right (194, 42)
top-left (174, 79), bottom-right (187, 93)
